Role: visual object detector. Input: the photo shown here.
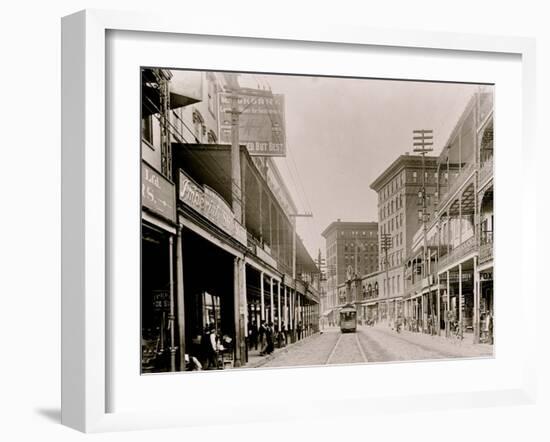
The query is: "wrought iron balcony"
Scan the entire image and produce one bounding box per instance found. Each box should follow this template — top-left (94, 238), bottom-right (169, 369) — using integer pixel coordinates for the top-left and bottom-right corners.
top-left (438, 162), bottom-right (476, 212)
top-left (479, 159), bottom-right (493, 187)
top-left (406, 278), bottom-right (423, 295)
top-left (437, 235), bottom-right (477, 270)
top-left (479, 232), bottom-right (493, 264)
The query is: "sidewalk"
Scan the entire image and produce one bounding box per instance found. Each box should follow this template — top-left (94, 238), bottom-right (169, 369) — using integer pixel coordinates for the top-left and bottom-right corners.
top-left (370, 323), bottom-right (493, 358)
top-left (243, 332), bottom-right (320, 369)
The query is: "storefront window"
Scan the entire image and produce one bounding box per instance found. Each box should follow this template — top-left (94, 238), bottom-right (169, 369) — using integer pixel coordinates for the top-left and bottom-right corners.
top-left (202, 292), bottom-right (221, 334)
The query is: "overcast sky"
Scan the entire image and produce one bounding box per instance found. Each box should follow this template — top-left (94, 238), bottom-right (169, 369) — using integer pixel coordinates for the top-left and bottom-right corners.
top-left (237, 73), bottom-right (485, 260)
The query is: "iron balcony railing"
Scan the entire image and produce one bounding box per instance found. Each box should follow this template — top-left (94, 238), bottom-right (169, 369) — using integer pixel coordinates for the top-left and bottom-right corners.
top-left (406, 278), bottom-right (423, 296)
top-left (438, 162), bottom-right (476, 212)
top-left (479, 159), bottom-right (494, 186)
top-left (437, 235), bottom-right (478, 270)
top-left (479, 231), bottom-right (494, 264)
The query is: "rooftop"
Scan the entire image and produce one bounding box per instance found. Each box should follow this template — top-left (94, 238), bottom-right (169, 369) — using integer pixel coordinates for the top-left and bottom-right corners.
top-left (321, 220), bottom-right (378, 238)
top-left (369, 153), bottom-right (438, 192)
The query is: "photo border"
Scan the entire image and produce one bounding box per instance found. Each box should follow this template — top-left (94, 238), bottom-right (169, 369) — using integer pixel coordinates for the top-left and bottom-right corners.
top-left (61, 9), bottom-right (537, 432)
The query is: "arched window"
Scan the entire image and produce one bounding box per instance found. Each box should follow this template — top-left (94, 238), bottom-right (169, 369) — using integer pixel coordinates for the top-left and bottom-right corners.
top-left (207, 129), bottom-right (217, 144)
top-left (192, 109), bottom-right (205, 142)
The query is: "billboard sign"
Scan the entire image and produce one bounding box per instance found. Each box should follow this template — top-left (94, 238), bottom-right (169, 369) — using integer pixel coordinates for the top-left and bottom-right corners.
top-left (218, 90), bottom-right (286, 157)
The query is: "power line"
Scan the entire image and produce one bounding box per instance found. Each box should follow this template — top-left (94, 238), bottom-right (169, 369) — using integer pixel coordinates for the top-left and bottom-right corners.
top-left (143, 98), bottom-right (246, 205)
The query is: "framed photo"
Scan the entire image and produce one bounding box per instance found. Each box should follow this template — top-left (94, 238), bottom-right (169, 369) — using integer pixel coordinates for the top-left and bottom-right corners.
top-left (61, 9), bottom-right (537, 433)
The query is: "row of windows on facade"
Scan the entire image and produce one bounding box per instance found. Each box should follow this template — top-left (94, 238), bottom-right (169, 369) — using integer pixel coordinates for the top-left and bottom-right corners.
top-left (343, 255), bottom-right (377, 265)
top-left (339, 230), bottom-right (376, 237)
top-left (381, 193), bottom-right (404, 220)
top-left (381, 213), bottom-right (404, 236)
top-left (343, 242), bottom-right (377, 252)
top-left (380, 170), bottom-right (449, 203)
top-left (350, 276), bottom-right (400, 298)
top-left (381, 192), bottom-right (434, 225)
top-left (338, 273), bottom-right (402, 299)
top-left (382, 275), bottom-right (401, 296)
top-left (380, 231), bottom-right (403, 249)
top-left (380, 249), bottom-right (404, 268)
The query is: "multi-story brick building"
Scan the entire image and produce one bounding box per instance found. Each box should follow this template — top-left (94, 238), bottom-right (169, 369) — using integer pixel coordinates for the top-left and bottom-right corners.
top-left (321, 221), bottom-right (378, 320)
top-left (369, 154), bottom-right (439, 323)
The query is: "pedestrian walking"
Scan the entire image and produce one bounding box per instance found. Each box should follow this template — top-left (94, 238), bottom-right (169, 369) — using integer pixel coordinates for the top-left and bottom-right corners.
top-left (280, 321), bottom-right (287, 346)
top-left (297, 321), bottom-right (302, 340)
top-left (260, 322), bottom-right (274, 355)
top-left (486, 311), bottom-right (494, 344)
top-left (259, 320), bottom-right (267, 349)
top-left (203, 323), bottom-right (219, 370)
top-left (249, 320), bottom-right (258, 350)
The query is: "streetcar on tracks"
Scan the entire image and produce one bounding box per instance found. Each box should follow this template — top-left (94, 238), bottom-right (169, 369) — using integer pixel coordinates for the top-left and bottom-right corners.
top-left (339, 303), bottom-right (357, 333)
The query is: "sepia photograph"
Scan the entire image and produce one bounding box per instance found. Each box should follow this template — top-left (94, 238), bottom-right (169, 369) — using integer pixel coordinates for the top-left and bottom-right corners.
top-left (140, 68), bottom-right (494, 374)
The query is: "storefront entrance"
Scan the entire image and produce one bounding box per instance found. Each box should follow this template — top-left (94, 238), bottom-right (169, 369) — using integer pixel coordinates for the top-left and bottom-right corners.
top-left (141, 224), bottom-right (172, 373)
top-left (182, 229), bottom-right (236, 369)
top-left (480, 270), bottom-right (494, 344)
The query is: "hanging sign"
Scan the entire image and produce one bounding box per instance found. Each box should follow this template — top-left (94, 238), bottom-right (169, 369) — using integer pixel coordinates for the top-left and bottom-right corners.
top-left (152, 290), bottom-right (170, 312)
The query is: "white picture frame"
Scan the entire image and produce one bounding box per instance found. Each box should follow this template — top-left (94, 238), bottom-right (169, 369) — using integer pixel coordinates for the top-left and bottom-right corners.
top-left (61, 9), bottom-right (537, 433)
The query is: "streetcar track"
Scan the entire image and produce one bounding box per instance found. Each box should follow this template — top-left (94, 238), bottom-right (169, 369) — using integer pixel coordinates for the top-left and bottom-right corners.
top-left (325, 333), bottom-right (343, 365)
top-left (355, 332), bottom-right (369, 363)
top-left (325, 331), bottom-right (369, 365)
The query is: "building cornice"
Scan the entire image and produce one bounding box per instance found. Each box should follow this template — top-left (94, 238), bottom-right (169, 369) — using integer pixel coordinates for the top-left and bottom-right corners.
top-left (370, 154), bottom-right (438, 192)
top-left (321, 221), bottom-right (378, 238)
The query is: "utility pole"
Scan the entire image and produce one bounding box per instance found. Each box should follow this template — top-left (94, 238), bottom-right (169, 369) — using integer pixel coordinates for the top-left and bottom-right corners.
top-left (230, 90), bottom-right (243, 223)
top-left (413, 129), bottom-right (434, 332)
top-left (226, 74), bottom-right (245, 367)
top-left (317, 249), bottom-right (326, 331)
top-left (381, 232), bottom-right (392, 322)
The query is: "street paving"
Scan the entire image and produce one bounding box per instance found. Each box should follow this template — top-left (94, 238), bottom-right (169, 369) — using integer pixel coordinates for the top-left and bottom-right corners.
top-left (250, 325), bottom-right (493, 369)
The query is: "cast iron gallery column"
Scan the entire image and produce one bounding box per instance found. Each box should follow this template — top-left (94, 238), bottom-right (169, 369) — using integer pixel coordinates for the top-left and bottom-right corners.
top-left (270, 277), bottom-right (274, 325)
top-left (260, 272), bottom-right (265, 322)
top-left (168, 235), bottom-right (176, 372)
top-left (176, 224), bottom-right (186, 371)
top-left (233, 256), bottom-right (246, 367)
top-left (277, 281), bottom-right (281, 331)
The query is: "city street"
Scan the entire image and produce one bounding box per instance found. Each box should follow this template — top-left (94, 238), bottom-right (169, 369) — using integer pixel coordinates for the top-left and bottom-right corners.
top-left (138, 69), bottom-right (495, 374)
top-left (249, 326), bottom-right (493, 369)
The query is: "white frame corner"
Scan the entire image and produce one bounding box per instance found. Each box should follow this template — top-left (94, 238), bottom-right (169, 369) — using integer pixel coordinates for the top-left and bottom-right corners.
top-left (61, 9), bottom-right (537, 433)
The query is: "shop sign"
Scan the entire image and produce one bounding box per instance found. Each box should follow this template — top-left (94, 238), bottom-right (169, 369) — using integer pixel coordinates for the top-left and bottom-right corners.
top-left (141, 162), bottom-right (176, 222)
top-left (480, 271), bottom-right (493, 281)
top-left (152, 290), bottom-right (170, 312)
top-left (442, 272), bottom-right (472, 283)
top-left (179, 169), bottom-right (234, 232)
top-left (178, 169), bottom-right (247, 247)
top-left (218, 90), bottom-right (286, 157)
